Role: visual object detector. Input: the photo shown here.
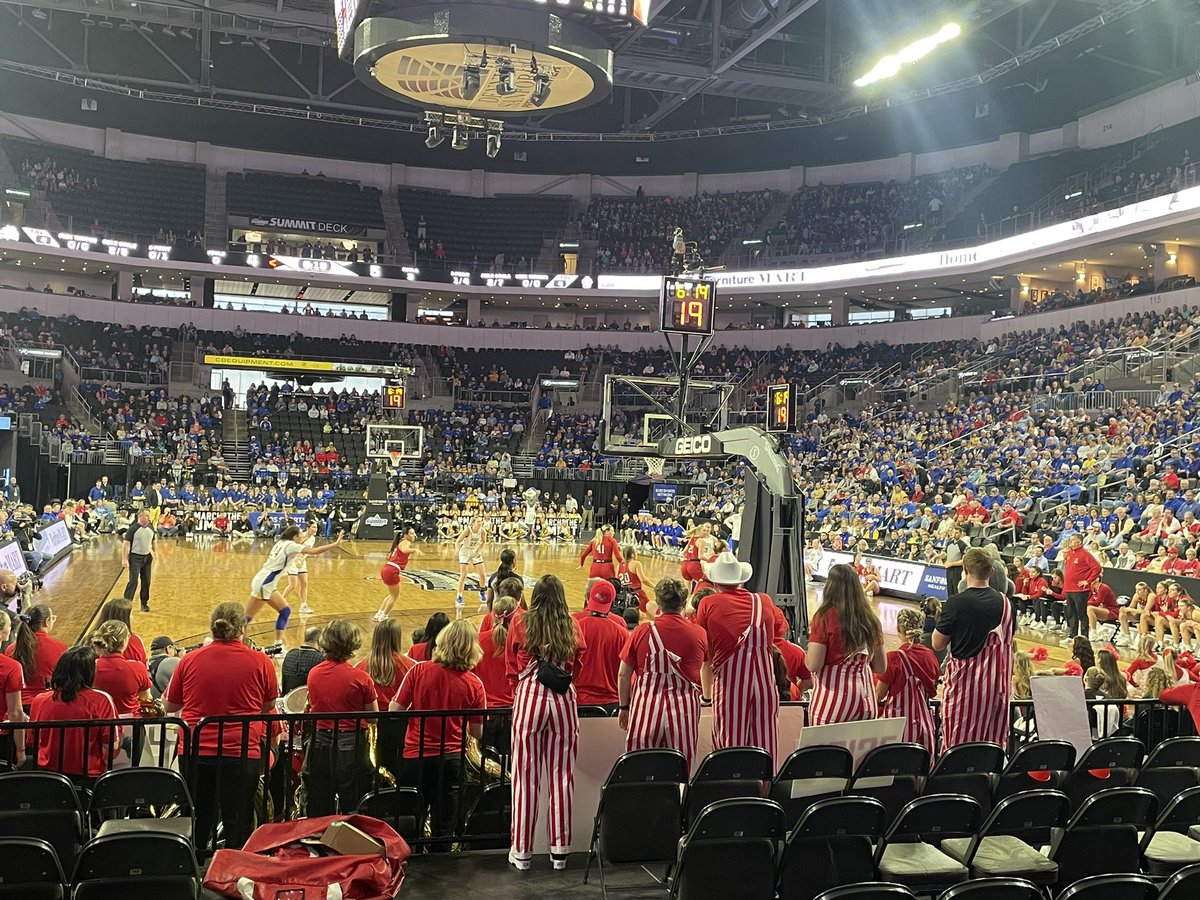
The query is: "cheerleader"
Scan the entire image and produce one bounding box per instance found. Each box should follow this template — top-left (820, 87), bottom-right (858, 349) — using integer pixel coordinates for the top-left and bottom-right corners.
top-left (373, 528), bottom-right (418, 623)
top-left (853, 552), bottom-right (881, 596)
top-left (506, 575), bottom-right (586, 872)
top-left (876, 608), bottom-right (938, 755)
top-left (455, 516), bottom-right (488, 615)
top-left (280, 522), bottom-right (318, 616)
top-left (806, 563), bottom-right (885, 725)
top-left (680, 522), bottom-right (718, 587)
top-left (617, 543), bottom-right (651, 614)
top-left (579, 525), bottom-right (623, 581)
top-left (245, 526), bottom-right (344, 646)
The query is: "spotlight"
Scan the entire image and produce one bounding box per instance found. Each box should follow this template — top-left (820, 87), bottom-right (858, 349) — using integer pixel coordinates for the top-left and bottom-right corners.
top-left (531, 72), bottom-right (551, 107)
top-left (853, 22), bottom-right (961, 87)
top-left (119, 20), bottom-right (136, 31)
top-left (240, 35), bottom-right (255, 46)
top-left (161, 25), bottom-right (176, 37)
top-left (219, 33), bottom-right (233, 45)
top-left (462, 64), bottom-right (481, 101)
top-left (486, 131), bottom-right (501, 158)
top-left (30, 8), bottom-right (47, 20)
top-left (530, 55), bottom-right (539, 74)
top-left (451, 126), bottom-right (468, 151)
top-left (139, 22), bottom-right (154, 34)
top-left (425, 124), bottom-right (445, 149)
top-left (496, 59), bottom-right (516, 96)
top-left (179, 27), bottom-right (193, 39)
top-left (81, 16), bottom-right (96, 26)
top-left (97, 17), bottom-right (113, 27)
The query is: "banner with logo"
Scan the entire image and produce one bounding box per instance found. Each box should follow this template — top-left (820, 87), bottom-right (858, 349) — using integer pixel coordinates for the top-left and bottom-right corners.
top-left (247, 216), bottom-right (369, 236)
top-left (34, 520), bottom-right (73, 566)
top-left (813, 549), bottom-right (948, 600)
top-left (0, 538), bottom-right (30, 579)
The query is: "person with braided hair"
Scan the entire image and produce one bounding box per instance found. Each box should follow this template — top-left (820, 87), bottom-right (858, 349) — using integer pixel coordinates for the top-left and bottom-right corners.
top-left (876, 608), bottom-right (939, 755)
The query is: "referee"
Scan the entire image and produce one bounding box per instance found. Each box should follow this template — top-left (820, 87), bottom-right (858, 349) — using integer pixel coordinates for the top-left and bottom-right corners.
top-left (123, 509), bottom-right (156, 612)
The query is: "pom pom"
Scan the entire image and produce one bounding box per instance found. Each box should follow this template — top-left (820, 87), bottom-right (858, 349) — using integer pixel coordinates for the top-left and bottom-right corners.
top-left (1029, 646), bottom-right (1049, 662)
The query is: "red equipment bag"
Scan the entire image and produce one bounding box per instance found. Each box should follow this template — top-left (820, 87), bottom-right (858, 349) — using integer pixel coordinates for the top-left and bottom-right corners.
top-left (203, 814), bottom-right (409, 900)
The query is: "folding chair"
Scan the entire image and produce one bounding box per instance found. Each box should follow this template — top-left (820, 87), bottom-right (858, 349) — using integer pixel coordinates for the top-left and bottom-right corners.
top-left (1053, 873), bottom-right (1156, 900)
top-left (1159, 861), bottom-right (1200, 900)
top-left (681, 748), bottom-right (771, 829)
top-left (1134, 736), bottom-right (1200, 805)
top-left (356, 787), bottom-right (425, 843)
top-left (874, 794), bottom-right (983, 895)
top-left (813, 885), bottom-right (915, 900)
top-left (669, 798), bottom-right (784, 900)
top-left (845, 742), bottom-right (930, 827)
top-left (0, 837), bottom-right (68, 900)
top-left (923, 742), bottom-right (1005, 813)
top-left (769, 745), bottom-right (853, 827)
top-left (0, 772), bottom-right (85, 876)
top-left (994, 740), bottom-right (1076, 804)
top-left (777, 796), bottom-right (888, 900)
top-left (458, 783), bottom-right (510, 851)
top-left (1061, 737), bottom-right (1144, 813)
top-left (1139, 785), bottom-right (1200, 876)
top-left (88, 768), bottom-right (194, 841)
top-left (583, 750), bottom-right (688, 898)
top-left (937, 878), bottom-right (1041, 900)
top-left (938, 789), bottom-right (1070, 887)
top-left (70, 833), bottom-right (199, 900)
top-left (1048, 787), bottom-right (1158, 889)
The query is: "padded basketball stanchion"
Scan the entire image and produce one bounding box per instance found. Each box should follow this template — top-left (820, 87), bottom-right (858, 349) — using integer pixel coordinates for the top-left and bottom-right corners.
top-left (356, 474), bottom-right (395, 540)
top-left (739, 463), bottom-right (807, 643)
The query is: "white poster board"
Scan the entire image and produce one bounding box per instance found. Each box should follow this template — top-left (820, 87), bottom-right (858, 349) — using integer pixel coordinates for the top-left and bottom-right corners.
top-left (797, 717), bottom-right (908, 790)
top-left (1031, 676), bottom-right (1092, 756)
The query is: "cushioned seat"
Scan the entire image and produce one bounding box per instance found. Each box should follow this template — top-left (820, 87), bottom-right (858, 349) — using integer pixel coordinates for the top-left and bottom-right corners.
top-left (1189, 824), bottom-right (1200, 841)
top-left (1144, 831), bottom-right (1200, 875)
top-left (878, 842), bottom-right (967, 884)
top-left (940, 835), bottom-right (1057, 880)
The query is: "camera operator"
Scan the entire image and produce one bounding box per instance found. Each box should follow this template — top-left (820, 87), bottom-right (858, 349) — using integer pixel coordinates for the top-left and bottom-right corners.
top-left (8, 507), bottom-right (44, 574)
top-left (0, 570), bottom-right (32, 614)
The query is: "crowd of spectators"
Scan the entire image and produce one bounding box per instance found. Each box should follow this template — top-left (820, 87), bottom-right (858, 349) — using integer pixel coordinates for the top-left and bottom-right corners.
top-left (80, 382), bottom-right (224, 467)
top-left (19, 156), bottom-right (97, 194)
top-left (407, 404), bottom-right (528, 465)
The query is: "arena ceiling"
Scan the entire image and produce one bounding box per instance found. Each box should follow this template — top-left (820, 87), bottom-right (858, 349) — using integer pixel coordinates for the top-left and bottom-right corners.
top-left (0, 0), bottom-right (1196, 172)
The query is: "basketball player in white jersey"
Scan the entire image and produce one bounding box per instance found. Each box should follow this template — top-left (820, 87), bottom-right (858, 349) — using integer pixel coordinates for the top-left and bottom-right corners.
top-left (455, 516), bottom-right (488, 615)
top-left (245, 524), bottom-right (343, 646)
top-left (280, 522), bottom-right (318, 615)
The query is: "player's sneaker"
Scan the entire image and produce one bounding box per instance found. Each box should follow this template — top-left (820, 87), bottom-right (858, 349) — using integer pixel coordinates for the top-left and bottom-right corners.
top-left (477, 592), bottom-right (489, 615)
top-left (372, 610), bottom-right (386, 623)
top-left (455, 595), bottom-right (464, 618)
top-left (299, 603), bottom-right (313, 615)
top-left (508, 850), bottom-right (530, 872)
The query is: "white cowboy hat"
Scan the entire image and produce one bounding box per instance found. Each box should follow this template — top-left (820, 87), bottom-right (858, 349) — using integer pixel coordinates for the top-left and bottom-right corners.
top-left (703, 551), bottom-right (753, 586)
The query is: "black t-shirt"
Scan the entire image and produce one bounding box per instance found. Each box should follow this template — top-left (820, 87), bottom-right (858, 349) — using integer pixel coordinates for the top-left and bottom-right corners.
top-left (935, 587), bottom-right (1013, 660)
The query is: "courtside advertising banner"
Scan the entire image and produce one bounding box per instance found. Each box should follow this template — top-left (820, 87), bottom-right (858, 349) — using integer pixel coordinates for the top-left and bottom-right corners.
top-left (814, 550), bottom-right (948, 600)
top-left (34, 520), bottom-right (72, 561)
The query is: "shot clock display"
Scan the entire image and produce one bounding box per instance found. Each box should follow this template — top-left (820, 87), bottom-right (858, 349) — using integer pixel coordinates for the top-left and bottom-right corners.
top-left (767, 383), bottom-right (792, 433)
top-left (382, 383), bottom-right (407, 410)
top-left (660, 276), bottom-right (717, 336)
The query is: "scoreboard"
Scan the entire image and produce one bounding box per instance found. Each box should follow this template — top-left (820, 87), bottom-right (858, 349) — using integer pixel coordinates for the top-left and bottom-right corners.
top-left (767, 383), bottom-right (792, 433)
top-left (382, 383), bottom-right (406, 410)
top-left (660, 276), bottom-right (716, 336)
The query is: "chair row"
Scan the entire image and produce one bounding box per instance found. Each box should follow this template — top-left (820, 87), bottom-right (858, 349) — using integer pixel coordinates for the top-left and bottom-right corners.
top-left (814, 871), bottom-right (1200, 900)
top-left (0, 833), bottom-right (197, 900)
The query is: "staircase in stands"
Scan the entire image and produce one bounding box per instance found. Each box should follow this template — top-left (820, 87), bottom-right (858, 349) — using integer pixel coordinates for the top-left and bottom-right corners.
top-left (379, 191), bottom-right (415, 264)
top-left (203, 172), bottom-right (227, 251)
top-left (222, 408), bottom-right (251, 481)
top-left (719, 192), bottom-right (794, 268)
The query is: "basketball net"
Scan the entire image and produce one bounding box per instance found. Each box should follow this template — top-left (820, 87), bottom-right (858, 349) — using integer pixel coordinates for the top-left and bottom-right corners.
top-left (388, 449), bottom-right (403, 468)
top-left (645, 457), bottom-right (665, 478)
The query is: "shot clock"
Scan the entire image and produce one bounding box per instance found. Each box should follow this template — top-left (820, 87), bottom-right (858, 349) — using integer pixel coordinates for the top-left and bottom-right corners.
top-left (660, 275), bottom-right (716, 336)
top-left (766, 383), bottom-right (792, 433)
top-left (382, 382), bottom-right (407, 410)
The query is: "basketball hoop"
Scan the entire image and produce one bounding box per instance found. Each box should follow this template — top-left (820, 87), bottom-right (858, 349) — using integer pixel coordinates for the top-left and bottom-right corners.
top-left (388, 449), bottom-right (403, 468)
top-left (645, 457), bottom-right (665, 478)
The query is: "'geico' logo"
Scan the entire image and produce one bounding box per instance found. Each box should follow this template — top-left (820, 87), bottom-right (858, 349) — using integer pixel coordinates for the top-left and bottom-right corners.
top-left (674, 435), bottom-right (713, 455)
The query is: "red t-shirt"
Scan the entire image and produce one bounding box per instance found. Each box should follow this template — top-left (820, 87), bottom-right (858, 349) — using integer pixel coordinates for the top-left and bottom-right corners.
top-left (620, 613), bottom-right (708, 687)
top-left (1161, 683), bottom-right (1200, 732)
top-left (0, 654), bottom-right (23, 721)
top-left (122, 634), bottom-right (147, 665)
top-left (94, 653), bottom-right (152, 716)
top-left (355, 654), bottom-right (414, 710)
top-left (307, 659), bottom-right (376, 731)
top-left (1088, 583), bottom-right (1120, 617)
top-left (409, 642), bottom-right (429, 662)
top-left (571, 611), bottom-right (628, 706)
top-left (505, 616), bottom-right (587, 687)
top-left (5, 630), bottom-right (69, 707)
top-left (164, 638), bottom-right (279, 758)
top-left (777, 640), bottom-right (812, 687)
top-left (29, 688), bottom-right (116, 777)
top-left (808, 606), bottom-right (880, 667)
top-left (695, 589), bottom-right (783, 669)
top-left (474, 627), bottom-right (513, 707)
top-left (393, 662), bottom-right (486, 758)
top-left (880, 643), bottom-right (940, 699)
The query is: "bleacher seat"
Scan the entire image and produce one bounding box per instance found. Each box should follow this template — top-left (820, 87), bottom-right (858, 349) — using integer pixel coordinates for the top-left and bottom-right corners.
top-left (681, 747), bottom-right (772, 829)
top-left (670, 797), bottom-right (784, 900)
top-left (0, 837), bottom-right (67, 900)
top-left (777, 796), bottom-right (887, 900)
top-left (227, 172), bottom-right (384, 229)
top-left (768, 745), bottom-right (854, 827)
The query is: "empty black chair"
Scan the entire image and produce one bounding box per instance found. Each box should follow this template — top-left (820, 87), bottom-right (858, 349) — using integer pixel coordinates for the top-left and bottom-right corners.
top-left (813, 885), bottom-right (915, 900)
top-left (0, 772), bottom-right (85, 875)
top-left (1053, 873), bottom-right (1157, 900)
top-left (1139, 785), bottom-right (1200, 876)
top-left (458, 783), bottom-right (510, 851)
top-left (1159, 861), bottom-right (1200, 900)
top-left (994, 740), bottom-right (1076, 803)
top-left (1142, 735), bottom-right (1200, 768)
top-left (846, 743), bottom-right (930, 826)
top-left (1062, 737), bottom-right (1144, 812)
top-left (777, 797), bottom-right (888, 900)
top-left (938, 878), bottom-right (1042, 900)
top-left (356, 787), bottom-right (424, 843)
top-left (670, 798), bottom-right (785, 900)
top-left (1135, 736), bottom-right (1200, 805)
top-left (584, 750), bottom-right (689, 897)
top-left (88, 768), bottom-right (193, 841)
top-left (769, 745), bottom-right (854, 827)
top-left (924, 742), bottom-right (1005, 813)
top-left (70, 833), bottom-right (198, 900)
top-left (938, 789), bottom-right (1070, 887)
top-left (0, 837), bottom-right (67, 900)
top-left (1048, 787), bottom-right (1158, 889)
top-left (874, 794), bottom-right (983, 894)
top-left (682, 748), bottom-right (772, 829)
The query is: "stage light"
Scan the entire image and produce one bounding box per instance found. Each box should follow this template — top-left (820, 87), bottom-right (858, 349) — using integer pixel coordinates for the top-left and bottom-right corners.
top-left (496, 59), bottom-right (516, 96)
top-left (853, 23), bottom-right (961, 87)
top-left (179, 27), bottom-right (193, 38)
top-left (30, 7), bottom-right (47, 20)
top-left (139, 22), bottom-right (155, 34)
top-left (462, 65), bottom-right (481, 101)
top-left (451, 126), bottom-right (469, 151)
top-left (425, 124), bottom-right (445, 148)
top-left (161, 25), bottom-right (176, 37)
top-left (530, 55), bottom-right (539, 74)
top-left (486, 131), bottom-right (501, 158)
top-left (219, 33), bottom-right (233, 45)
top-left (531, 72), bottom-right (551, 107)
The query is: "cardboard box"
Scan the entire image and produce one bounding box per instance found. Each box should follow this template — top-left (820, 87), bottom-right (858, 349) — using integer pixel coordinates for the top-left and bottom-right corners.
top-left (318, 821), bottom-right (386, 857)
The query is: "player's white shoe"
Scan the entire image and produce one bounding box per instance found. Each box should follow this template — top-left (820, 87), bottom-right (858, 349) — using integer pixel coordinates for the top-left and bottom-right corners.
top-left (299, 603), bottom-right (313, 615)
top-left (372, 610), bottom-right (386, 623)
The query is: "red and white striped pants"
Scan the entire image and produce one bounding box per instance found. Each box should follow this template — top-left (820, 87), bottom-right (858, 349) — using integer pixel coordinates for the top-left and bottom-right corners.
top-left (626, 683), bottom-right (701, 770)
top-left (510, 675), bottom-right (579, 857)
top-left (808, 656), bottom-right (877, 727)
top-left (711, 663), bottom-right (778, 761)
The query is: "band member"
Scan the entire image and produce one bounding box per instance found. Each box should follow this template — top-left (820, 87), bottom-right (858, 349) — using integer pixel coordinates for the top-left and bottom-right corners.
top-left (934, 547), bottom-right (1016, 750)
top-left (806, 563), bottom-right (885, 726)
top-left (681, 522), bottom-right (718, 588)
top-left (876, 608), bottom-right (939, 755)
top-left (579, 524), bottom-right (623, 581)
top-left (506, 575), bottom-right (586, 872)
top-left (696, 552), bottom-right (781, 761)
top-left (280, 522), bottom-right (318, 616)
top-left (245, 526), bottom-right (344, 646)
top-left (374, 528), bottom-right (417, 623)
top-left (618, 577), bottom-right (707, 768)
top-left (571, 581), bottom-right (628, 711)
top-left (617, 543), bottom-right (651, 613)
top-left (455, 516), bottom-right (488, 614)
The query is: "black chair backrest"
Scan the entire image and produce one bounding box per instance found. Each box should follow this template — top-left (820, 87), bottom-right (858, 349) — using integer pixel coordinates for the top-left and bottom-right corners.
top-left (813, 883), bottom-right (915, 900)
top-left (356, 788), bottom-right (424, 842)
top-left (938, 878), bottom-right (1041, 899)
top-left (929, 743), bottom-right (1005, 778)
top-left (605, 749), bottom-right (689, 787)
top-left (596, 751), bottom-right (688, 865)
top-left (775, 745), bottom-right (855, 782)
top-left (459, 783), bottom-right (510, 851)
top-left (851, 743), bottom-right (931, 782)
top-left (89, 769), bottom-right (192, 817)
top-left (71, 833), bottom-right (197, 882)
top-left (1148, 785), bottom-right (1200, 836)
top-left (686, 798), bottom-right (785, 842)
top-left (875, 794), bottom-right (982, 867)
top-left (692, 748), bottom-right (774, 782)
top-left (1159, 861), bottom-right (1200, 900)
top-left (1003, 740), bottom-right (1077, 776)
top-left (1069, 787), bottom-right (1158, 829)
top-left (1131, 766), bottom-right (1200, 807)
top-left (0, 837), bottom-right (66, 885)
top-left (0, 773), bottom-right (81, 812)
top-left (981, 789), bottom-right (1071, 841)
top-left (790, 797), bottom-right (888, 841)
top-left (1142, 736), bottom-right (1200, 769)
top-left (1054, 873), bottom-right (1156, 900)
top-left (1073, 737), bottom-right (1145, 773)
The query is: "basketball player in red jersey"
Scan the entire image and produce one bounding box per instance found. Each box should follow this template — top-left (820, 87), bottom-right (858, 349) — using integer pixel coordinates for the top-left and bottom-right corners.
top-left (681, 522), bottom-right (718, 588)
top-left (617, 543), bottom-right (651, 613)
top-left (580, 524), bottom-right (623, 580)
top-left (373, 528), bottom-right (418, 623)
